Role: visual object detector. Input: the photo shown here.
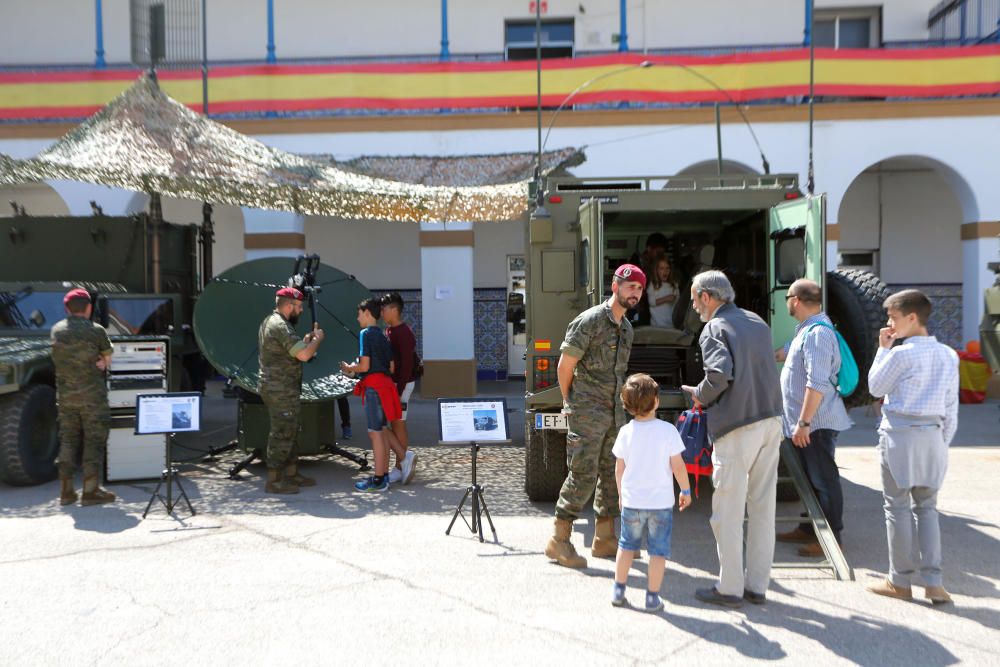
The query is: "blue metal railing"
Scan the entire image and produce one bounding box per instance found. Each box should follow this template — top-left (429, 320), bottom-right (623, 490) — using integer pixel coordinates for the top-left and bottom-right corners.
top-left (928, 0), bottom-right (1000, 43)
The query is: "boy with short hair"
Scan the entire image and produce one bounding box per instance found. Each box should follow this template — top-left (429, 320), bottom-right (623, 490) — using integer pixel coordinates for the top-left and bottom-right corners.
top-left (340, 298), bottom-right (405, 493)
top-left (381, 292), bottom-right (418, 485)
top-left (611, 373), bottom-right (693, 611)
top-left (866, 289), bottom-right (959, 604)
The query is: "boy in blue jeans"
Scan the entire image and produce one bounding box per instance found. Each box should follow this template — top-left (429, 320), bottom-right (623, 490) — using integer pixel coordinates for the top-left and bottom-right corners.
top-left (612, 373), bottom-right (692, 611)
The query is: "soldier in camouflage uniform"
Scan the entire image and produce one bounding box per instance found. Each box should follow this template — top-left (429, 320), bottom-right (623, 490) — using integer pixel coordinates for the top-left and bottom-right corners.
top-left (50, 287), bottom-right (115, 506)
top-left (258, 286), bottom-right (324, 494)
top-left (545, 264), bottom-right (646, 568)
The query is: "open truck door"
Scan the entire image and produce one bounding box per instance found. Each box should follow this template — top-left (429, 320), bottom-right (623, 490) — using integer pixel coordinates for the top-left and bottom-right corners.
top-left (578, 198), bottom-right (604, 308)
top-left (768, 194), bottom-right (826, 350)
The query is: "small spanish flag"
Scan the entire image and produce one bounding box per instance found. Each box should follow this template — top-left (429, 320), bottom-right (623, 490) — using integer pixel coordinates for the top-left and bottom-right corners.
top-left (535, 339), bottom-right (552, 351)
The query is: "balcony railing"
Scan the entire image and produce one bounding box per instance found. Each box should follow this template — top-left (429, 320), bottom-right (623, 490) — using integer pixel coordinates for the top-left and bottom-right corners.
top-left (929, 0), bottom-right (1000, 43)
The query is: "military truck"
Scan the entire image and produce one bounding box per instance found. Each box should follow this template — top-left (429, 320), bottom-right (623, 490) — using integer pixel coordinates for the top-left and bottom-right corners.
top-left (0, 210), bottom-right (210, 485)
top-left (523, 173), bottom-right (890, 501)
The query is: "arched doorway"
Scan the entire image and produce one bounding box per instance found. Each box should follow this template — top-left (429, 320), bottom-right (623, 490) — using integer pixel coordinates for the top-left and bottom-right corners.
top-left (837, 156), bottom-right (972, 347)
top-left (0, 182), bottom-right (70, 217)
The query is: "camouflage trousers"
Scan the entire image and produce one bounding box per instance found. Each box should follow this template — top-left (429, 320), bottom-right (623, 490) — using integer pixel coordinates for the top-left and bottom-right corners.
top-left (262, 394), bottom-right (300, 469)
top-left (555, 409), bottom-right (620, 521)
top-left (56, 402), bottom-right (110, 477)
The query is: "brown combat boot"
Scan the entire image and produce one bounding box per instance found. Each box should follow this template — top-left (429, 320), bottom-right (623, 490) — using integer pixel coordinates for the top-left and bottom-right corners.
top-left (544, 518), bottom-right (588, 569)
top-left (284, 460), bottom-right (316, 487)
top-left (80, 476), bottom-right (116, 506)
top-left (265, 467), bottom-right (299, 494)
top-left (59, 476), bottom-right (77, 506)
top-left (591, 516), bottom-right (618, 558)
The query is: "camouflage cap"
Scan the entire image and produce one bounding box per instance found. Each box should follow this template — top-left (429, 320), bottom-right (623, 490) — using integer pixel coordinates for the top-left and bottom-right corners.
top-left (63, 287), bottom-right (90, 305)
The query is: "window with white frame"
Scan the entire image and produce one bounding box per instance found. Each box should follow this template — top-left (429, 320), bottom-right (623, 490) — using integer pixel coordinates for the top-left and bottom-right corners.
top-left (814, 6), bottom-right (882, 49)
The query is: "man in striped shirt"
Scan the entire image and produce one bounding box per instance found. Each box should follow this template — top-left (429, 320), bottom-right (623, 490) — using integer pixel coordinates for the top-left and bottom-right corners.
top-left (866, 289), bottom-right (959, 605)
top-left (777, 279), bottom-right (853, 557)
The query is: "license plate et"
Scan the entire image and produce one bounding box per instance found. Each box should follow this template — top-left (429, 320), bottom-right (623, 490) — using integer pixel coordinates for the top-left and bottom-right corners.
top-left (535, 413), bottom-right (568, 430)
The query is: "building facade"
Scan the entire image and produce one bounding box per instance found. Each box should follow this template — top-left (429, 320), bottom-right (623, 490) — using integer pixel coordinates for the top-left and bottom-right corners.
top-left (2, 0), bottom-right (998, 386)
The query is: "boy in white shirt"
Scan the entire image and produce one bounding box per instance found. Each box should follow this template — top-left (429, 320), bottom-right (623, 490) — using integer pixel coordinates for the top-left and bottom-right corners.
top-left (611, 373), bottom-right (693, 611)
top-left (866, 289), bottom-right (959, 605)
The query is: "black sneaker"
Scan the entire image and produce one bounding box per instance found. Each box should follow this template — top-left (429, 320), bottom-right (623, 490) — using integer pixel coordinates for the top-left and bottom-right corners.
top-left (743, 589), bottom-right (766, 605)
top-left (695, 587), bottom-right (745, 608)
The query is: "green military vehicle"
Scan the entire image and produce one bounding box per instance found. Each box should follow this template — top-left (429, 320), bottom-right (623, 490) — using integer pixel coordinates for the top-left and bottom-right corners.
top-left (0, 211), bottom-right (210, 486)
top-left (523, 173), bottom-right (890, 501)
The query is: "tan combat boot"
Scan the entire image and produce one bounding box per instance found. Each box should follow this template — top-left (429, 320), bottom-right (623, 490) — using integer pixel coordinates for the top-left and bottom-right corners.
top-left (284, 460), bottom-right (316, 487)
top-left (591, 516), bottom-right (618, 558)
top-left (80, 476), bottom-right (116, 506)
top-left (59, 476), bottom-right (77, 506)
top-left (265, 467), bottom-right (299, 494)
top-left (544, 518), bottom-right (588, 569)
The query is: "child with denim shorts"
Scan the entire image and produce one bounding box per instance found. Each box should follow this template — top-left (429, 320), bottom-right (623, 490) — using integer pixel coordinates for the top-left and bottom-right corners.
top-left (612, 373), bottom-right (692, 611)
top-left (340, 298), bottom-right (404, 493)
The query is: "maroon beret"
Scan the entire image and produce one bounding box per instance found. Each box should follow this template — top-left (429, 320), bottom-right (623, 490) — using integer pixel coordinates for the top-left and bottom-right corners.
top-left (614, 263), bottom-right (647, 288)
top-left (276, 287), bottom-right (304, 301)
top-left (63, 288), bottom-right (91, 306)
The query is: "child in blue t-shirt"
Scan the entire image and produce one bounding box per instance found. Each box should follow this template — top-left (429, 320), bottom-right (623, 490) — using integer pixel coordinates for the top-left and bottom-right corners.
top-left (340, 298), bottom-right (404, 492)
top-left (611, 373), bottom-right (692, 612)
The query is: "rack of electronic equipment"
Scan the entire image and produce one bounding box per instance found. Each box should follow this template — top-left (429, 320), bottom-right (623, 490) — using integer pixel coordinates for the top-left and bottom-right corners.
top-left (105, 337), bottom-right (170, 482)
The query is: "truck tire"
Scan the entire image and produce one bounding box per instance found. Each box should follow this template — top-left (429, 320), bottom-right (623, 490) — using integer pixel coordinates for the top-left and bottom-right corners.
top-left (524, 419), bottom-right (567, 502)
top-left (826, 269), bottom-right (892, 409)
top-left (0, 384), bottom-right (59, 486)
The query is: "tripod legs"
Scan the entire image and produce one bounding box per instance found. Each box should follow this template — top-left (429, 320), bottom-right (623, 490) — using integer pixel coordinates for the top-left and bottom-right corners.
top-left (445, 443), bottom-right (497, 543)
top-left (142, 467), bottom-right (196, 519)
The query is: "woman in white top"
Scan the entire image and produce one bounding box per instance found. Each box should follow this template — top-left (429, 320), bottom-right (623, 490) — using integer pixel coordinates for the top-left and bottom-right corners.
top-left (647, 255), bottom-right (679, 328)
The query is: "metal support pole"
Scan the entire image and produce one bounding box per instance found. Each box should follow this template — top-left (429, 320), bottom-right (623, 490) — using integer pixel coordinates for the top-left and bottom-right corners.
top-left (803, 0), bottom-right (812, 46)
top-left (618, 0), bottom-right (629, 52)
top-left (715, 103), bottom-right (723, 176)
top-left (94, 0), bottom-right (106, 68)
top-left (440, 0), bottom-right (450, 60)
top-left (534, 0), bottom-right (544, 209)
top-left (266, 0), bottom-right (277, 63)
top-left (807, 0), bottom-right (816, 195)
top-left (201, 0), bottom-right (208, 114)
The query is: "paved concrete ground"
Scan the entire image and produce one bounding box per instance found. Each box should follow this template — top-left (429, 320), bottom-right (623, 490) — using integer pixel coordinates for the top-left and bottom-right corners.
top-left (1, 382), bottom-right (998, 665)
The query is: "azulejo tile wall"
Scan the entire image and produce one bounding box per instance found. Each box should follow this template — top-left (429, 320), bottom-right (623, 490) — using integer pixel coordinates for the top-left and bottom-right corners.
top-left (377, 288), bottom-right (509, 379)
top-left (887, 283), bottom-right (963, 349)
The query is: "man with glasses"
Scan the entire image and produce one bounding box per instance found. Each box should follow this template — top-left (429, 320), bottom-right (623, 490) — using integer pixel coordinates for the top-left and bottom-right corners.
top-left (776, 279), bottom-right (852, 557)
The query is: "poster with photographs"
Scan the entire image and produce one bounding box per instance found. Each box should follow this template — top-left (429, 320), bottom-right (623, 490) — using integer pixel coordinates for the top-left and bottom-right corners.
top-left (438, 398), bottom-right (511, 444)
top-left (135, 393), bottom-right (202, 435)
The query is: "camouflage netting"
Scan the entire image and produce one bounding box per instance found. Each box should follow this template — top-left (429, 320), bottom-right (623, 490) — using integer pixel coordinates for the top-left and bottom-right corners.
top-left (1, 73), bottom-right (551, 223)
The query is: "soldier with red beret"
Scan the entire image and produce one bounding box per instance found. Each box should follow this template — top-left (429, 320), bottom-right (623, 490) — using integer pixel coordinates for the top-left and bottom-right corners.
top-left (50, 287), bottom-right (116, 506)
top-left (545, 264), bottom-right (645, 568)
top-left (257, 286), bottom-right (324, 493)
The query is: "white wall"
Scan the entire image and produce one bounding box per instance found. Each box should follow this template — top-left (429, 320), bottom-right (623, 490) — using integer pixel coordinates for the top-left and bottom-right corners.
top-left (473, 219), bottom-right (526, 288)
top-left (304, 216), bottom-right (421, 290)
top-left (0, 183), bottom-right (70, 217)
top-left (0, 0), bottom-right (946, 66)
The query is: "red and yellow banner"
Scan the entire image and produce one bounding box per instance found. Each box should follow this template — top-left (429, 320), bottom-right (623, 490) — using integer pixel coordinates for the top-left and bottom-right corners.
top-left (1, 46), bottom-right (999, 121)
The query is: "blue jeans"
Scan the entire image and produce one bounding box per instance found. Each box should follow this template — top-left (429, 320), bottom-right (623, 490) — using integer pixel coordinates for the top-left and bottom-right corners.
top-left (619, 507), bottom-right (673, 558)
top-left (793, 429), bottom-right (844, 538)
top-left (363, 388), bottom-right (387, 432)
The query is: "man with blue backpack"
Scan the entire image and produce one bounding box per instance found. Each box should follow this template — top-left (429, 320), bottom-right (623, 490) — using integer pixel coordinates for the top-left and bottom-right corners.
top-left (777, 279), bottom-right (855, 557)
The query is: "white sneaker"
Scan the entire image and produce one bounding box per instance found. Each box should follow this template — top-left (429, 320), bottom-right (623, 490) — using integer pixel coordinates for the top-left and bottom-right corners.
top-left (387, 468), bottom-right (403, 484)
top-left (401, 450), bottom-right (417, 485)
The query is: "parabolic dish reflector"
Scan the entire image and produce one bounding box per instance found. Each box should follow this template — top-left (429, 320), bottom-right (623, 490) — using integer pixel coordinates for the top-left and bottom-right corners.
top-left (194, 258), bottom-right (370, 401)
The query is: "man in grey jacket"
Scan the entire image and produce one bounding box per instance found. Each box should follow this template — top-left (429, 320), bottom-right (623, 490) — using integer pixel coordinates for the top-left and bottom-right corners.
top-left (681, 271), bottom-right (783, 608)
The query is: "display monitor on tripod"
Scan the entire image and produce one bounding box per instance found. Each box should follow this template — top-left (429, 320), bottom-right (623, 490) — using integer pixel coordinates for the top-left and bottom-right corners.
top-left (439, 397), bottom-right (511, 543)
top-left (136, 392), bottom-right (201, 518)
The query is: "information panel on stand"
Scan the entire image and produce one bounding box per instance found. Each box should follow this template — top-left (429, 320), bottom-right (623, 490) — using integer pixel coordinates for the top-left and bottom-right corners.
top-left (135, 393), bottom-right (203, 435)
top-left (437, 398), bottom-right (511, 444)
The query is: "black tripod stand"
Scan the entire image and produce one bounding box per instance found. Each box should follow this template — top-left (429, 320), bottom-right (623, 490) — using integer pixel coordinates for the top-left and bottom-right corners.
top-left (446, 442), bottom-right (497, 543)
top-left (143, 433), bottom-right (195, 518)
